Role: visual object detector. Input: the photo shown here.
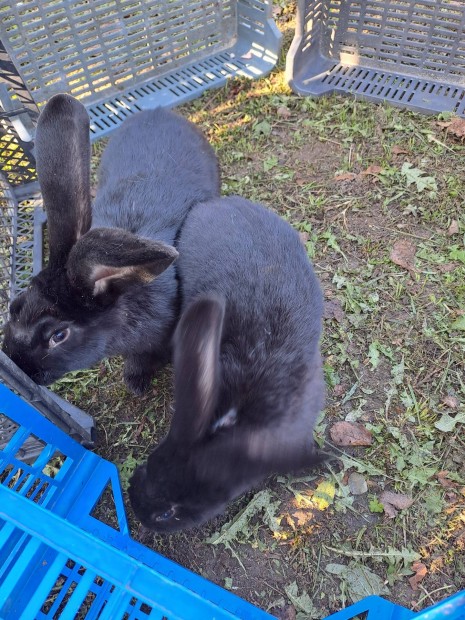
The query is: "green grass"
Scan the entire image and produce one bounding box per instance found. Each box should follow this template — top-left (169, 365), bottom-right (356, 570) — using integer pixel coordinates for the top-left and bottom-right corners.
top-left (52, 9), bottom-right (465, 618)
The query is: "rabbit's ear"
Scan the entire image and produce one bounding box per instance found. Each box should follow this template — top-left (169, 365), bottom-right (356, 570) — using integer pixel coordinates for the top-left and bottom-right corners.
top-left (170, 295), bottom-right (225, 444)
top-left (35, 94), bottom-right (91, 268)
top-left (66, 228), bottom-right (178, 301)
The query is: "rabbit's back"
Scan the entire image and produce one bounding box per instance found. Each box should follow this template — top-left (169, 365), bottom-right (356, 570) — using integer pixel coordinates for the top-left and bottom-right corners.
top-left (177, 196), bottom-right (324, 425)
top-left (92, 108), bottom-right (220, 242)
top-left (178, 196), bottom-right (322, 335)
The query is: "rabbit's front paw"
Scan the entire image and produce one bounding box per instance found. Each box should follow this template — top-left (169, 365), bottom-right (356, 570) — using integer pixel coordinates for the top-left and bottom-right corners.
top-left (124, 369), bottom-right (153, 395)
top-left (123, 354), bottom-right (159, 395)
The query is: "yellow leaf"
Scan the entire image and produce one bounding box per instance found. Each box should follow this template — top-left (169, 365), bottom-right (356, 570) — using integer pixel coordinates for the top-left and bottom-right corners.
top-left (312, 480), bottom-right (336, 511)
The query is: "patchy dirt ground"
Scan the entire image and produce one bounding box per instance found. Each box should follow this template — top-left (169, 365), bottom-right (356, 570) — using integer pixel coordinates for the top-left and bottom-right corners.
top-left (53, 8), bottom-right (465, 619)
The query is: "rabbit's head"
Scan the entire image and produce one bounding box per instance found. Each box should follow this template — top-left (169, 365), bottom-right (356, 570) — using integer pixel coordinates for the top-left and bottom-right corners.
top-left (2, 94), bottom-right (178, 385)
top-left (129, 295), bottom-right (322, 532)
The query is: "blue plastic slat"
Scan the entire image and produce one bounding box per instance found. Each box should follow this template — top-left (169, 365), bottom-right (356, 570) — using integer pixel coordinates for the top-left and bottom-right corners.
top-left (0, 385), bottom-right (122, 530)
top-left (324, 594), bottom-right (415, 620)
top-left (0, 535), bottom-right (42, 603)
top-left (0, 521), bottom-right (16, 553)
top-left (18, 550), bottom-right (68, 619)
top-left (85, 579), bottom-right (115, 620)
top-left (97, 589), bottom-right (134, 620)
top-left (57, 569), bottom-right (97, 620)
top-left (65, 462), bottom-right (131, 538)
top-left (40, 561), bottom-right (83, 620)
top-left (1, 386), bottom-right (271, 617)
top-left (413, 591), bottom-right (465, 619)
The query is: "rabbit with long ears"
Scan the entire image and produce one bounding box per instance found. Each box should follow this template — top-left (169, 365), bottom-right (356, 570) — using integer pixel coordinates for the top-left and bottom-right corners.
top-left (2, 94), bottom-right (220, 393)
top-left (129, 196), bottom-right (325, 532)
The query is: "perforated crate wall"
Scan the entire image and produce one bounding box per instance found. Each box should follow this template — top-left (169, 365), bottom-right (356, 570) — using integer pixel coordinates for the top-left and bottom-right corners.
top-left (0, 114), bottom-right (36, 187)
top-left (0, 0), bottom-right (281, 329)
top-left (0, 0), bottom-right (281, 140)
top-left (0, 177), bottom-right (42, 330)
top-left (286, 0), bottom-right (465, 116)
top-left (0, 175), bottom-right (15, 328)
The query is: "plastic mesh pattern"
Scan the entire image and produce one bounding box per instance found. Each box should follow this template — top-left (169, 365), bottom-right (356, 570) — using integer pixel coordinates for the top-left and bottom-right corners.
top-left (287, 0), bottom-right (465, 116)
top-left (0, 177), bottom-right (16, 328)
top-left (11, 196), bottom-right (40, 295)
top-left (86, 52), bottom-right (250, 138)
top-left (0, 198), bottom-right (42, 333)
top-left (315, 1), bottom-right (465, 78)
top-left (0, 188), bottom-right (41, 331)
top-left (0, 115), bottom-right (36, 186)
top-left (0, 0), bottom-right (237, 106)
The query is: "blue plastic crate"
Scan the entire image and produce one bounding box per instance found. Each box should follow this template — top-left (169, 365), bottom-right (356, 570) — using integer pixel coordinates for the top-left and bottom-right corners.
top-left (0, 383), bottom-right (275, 619)
top-left (324, 591), bottom-right (465, 620)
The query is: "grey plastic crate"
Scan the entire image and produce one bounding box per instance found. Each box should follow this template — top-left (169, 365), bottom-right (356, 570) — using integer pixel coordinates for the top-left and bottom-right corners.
top-left (0, 0), bottom-right (281, 140)
top-left (0, 0), bottom-right (281, 449)
top-left (0, 0), bottom-right (281, 321)
top-left (286, 0), bottom-right (465, 117)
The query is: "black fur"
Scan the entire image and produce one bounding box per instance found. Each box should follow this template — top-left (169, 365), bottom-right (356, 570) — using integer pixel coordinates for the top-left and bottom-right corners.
top-left (2, 95), bottom-right (220, 393)
top-left (129, 196), bottom-right (325, 532)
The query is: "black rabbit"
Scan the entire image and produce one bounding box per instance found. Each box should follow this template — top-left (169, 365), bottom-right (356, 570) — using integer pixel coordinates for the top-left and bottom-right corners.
top-left (129, 196), bottom-right (325, 532)
top-left (2, 94), bottom-right (220, 394)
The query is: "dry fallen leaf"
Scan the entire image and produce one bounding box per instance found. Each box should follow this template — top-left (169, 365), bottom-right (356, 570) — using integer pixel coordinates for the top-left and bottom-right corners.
top-left (442, 395), bottom-right (460, 409)
top-left (380, 491), bottom-right (414, 518)
top-left (329, 421), bottom-right (373, 447)
top-left (391, 145), bottom-right (409, 156)
top-left (390, 239), bottom-right (417, 275)
top-left (334, 172), bottom-right (357, 182)
top-left (382, 501), bottom-right (398, 519)
top-left (438, 262), bottom-right (458, 273)
top-left (438, 116), bottom-right (465, 140)
top-left (276, 605), bottom-right (296, 620)
top-left (409, 561), bottom-right (427, 591)
top-left (380, 491), bottom-right (414, 509)
top-left (277, 106), bottom-right (291, 119)
top-left (295, 172), bottom-right (309, 186)
top-left (361, 165), bottom-right (383, 176)
top-left (324, 299), bottom-right (345, 322)
top-left (447, 219), bottom-right (459, 236)
top-left (436, 471), bottom-right (459, 489)
top-left (348, 472), bottom-right (368, 495)
top-left (333, 384), bottom-right (346, 397)
top-left (292, 510), bottom-right (312, 527)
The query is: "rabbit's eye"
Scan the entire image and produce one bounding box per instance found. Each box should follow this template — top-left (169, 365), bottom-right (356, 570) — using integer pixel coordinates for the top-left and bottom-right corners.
top-left (155, 507), bottom-right (175, 522)
top-left (49, 328), bottom-right (70, 348)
